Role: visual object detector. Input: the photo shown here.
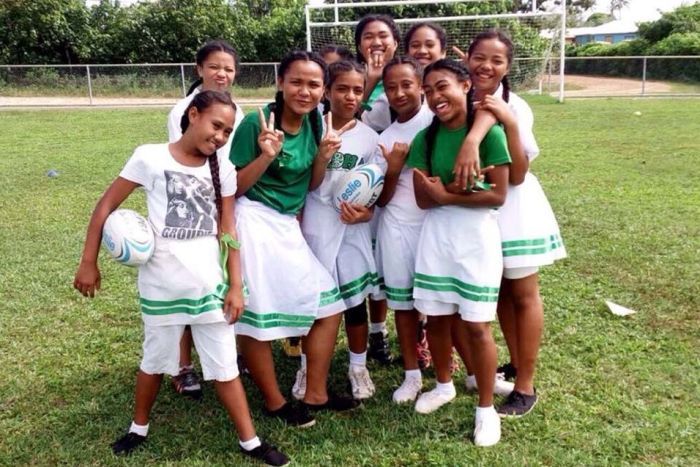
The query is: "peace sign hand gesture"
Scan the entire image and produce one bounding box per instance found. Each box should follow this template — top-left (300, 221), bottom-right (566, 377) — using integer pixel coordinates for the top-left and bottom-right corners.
top-left (379, 142), bottom-right (409, 175)
top-left (453, 45), bottom-right (469, 68)
top-left (257, 107), bottom-right (284, 161)
top-left (317, 112), bottom-right (355, 163)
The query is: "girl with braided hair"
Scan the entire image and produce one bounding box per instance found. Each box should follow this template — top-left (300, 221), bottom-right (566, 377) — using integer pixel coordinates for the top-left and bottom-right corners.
top-left (407, 59), bottom-right (511, 447)
top-left (166, 40), bottom-right (245, 398)
top-left (230, 50), bottom-right (359, 429)
top-left (73, 91), bottom-right (289, 465)
top-left (457, 29), bottom-right (567, 418)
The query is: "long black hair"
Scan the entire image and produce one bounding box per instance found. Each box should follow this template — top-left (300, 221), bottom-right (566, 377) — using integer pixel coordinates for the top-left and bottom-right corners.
top-left (179, 90), bottom-right (235, 223)
top-left (186, 40), bottom-right (239, 96)
top-left (272, 50), bottom-right (326, 145)
top-left (354, 14), bottom-right (400, 64)
top-left (422, 59), bottom-right (474, 175)
top-left (467, 29), bottom-right (514, 103)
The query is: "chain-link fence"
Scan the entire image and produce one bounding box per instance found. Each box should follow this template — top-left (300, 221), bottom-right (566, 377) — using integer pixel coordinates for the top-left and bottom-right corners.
top-left (1, 57), bottom-right (698, 107)
top-left (541, 55), bottom-right (700, 98)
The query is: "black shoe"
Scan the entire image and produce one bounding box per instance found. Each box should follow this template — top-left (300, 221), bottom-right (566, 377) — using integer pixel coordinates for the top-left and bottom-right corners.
top-left (171, 367), bottom-right (203, 400)
top-left (497, 362), bottom-right (517, 381)
top-left (302, 393), bottom-right (361, 412)
top-left (237, 354), bottom-right (250, 375)
top-left (241, 440), bottom-right (290, 467)
top-left (264, 402), bottom-right (316, 428)
top-left (111, 432), bottom-right (146, 456)
top-left (368, 331), bottom-right (394, 365)
top-left (497, 389), bottom-right (538, 418)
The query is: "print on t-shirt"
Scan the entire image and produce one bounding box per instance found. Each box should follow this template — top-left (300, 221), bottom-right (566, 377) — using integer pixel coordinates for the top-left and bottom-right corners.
top-left (163, 170), bottom-right (215, 239)
top-left (327, 152), bottom-right (364, 171)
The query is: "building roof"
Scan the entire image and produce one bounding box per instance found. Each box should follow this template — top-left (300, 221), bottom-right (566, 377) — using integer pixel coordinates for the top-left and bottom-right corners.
top-left (569, 19), bottom-right (638, 38)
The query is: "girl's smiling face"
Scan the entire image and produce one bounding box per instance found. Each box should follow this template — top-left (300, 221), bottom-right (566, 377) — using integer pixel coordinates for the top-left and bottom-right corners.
top-left (423, 69), bottom-right (470, 129)
top-left (384, 63), bottom-right (422, 121)
top-left (197, 51), bottom-right (236, 92)
top-left (467, 38), bottom-right (511, 93)
top-left (327, 69), bottom-right (365, 121)
top-left (187, 102), bottom-right (235, 156)
top-left (278, 60), bottom-right (326, 117)
top-left (359, 20), bottom-right (398, 63)
top-left (407, 26), bottom-right (445, 66)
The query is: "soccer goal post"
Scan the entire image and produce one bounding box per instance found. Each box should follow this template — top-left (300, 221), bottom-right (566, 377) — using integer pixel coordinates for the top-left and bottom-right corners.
top-left (305, 0), bottom-right (566, 102)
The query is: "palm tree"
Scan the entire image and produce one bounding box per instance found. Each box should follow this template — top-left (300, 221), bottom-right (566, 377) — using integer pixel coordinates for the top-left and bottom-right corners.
top-left (609, 0), bottom-right (630, 20)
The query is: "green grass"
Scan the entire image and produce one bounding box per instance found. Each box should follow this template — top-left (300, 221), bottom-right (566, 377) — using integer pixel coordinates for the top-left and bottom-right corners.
top-left (1, 98), bottom-right (699, 465)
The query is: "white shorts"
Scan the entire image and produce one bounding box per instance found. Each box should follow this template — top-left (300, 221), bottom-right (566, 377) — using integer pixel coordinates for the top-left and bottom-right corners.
top-left (503, 266), bottom-right (539, 280)
top-left (414, 298), bottom-right (496, 323)
top-left (140, 322), bottom-right (239, 382)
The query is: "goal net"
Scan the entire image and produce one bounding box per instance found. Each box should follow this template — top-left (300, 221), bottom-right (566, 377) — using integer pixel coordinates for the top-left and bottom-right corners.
top-left (305, 0), bottom-right (565, 98)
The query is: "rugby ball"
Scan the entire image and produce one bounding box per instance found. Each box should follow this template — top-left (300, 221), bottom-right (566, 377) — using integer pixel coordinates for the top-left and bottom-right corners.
top-left (332, 163), bottom-right (385, 212)
top-left (101, 209), bottom-right (155, 267)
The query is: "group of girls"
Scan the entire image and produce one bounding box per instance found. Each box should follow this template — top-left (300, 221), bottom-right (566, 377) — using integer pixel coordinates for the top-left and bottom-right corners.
top-left (72, 12), bottom-right (565, 463)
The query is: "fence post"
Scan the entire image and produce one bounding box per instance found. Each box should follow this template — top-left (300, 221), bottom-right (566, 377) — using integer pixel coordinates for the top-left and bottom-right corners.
top-left (273, 63), bottom-right (278, 84)
top-left (641, 56), bottom-right (647, 96)
top-left (180, 64), bottom-right (186, 97)
top-left (86, 65), bottom-right (93, 106)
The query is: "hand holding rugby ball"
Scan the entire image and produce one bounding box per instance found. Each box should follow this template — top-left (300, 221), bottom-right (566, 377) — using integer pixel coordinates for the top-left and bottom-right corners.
top-left (101, 209), bottom-right (155, 266)
top-left (332, 163), bottom-right (385, 212)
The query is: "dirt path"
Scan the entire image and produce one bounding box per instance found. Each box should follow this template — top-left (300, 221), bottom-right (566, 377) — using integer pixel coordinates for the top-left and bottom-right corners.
top-left (548, 74), bottom-right (674, 97)
top-left (0, 96), bottom-right (271, 109)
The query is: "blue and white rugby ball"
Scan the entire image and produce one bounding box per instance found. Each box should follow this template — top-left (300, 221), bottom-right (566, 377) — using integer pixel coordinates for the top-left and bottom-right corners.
top-left (101, 209), bottom-right (155, 267)
top-left (332, 163), bottom-right (385, 212)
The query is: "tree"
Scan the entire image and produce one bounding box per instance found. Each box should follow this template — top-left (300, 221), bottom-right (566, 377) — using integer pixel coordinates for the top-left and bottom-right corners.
top-left (637, 3), bottom-right (700, 44)
top-left (584, 12), bottom-right (613, 27)
top-left (609, 0), bottom-right (629, 20)
top-left (514, 0), bottom-right (596, 26)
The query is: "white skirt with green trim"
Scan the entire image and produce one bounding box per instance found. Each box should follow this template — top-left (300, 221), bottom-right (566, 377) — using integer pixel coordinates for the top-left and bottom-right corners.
top-left (138, 235), bottom-right (229, 326)
top-left (375, 211), bottom-right (424, 310)
top-left (302, 196), bottom-right (379, 309)
top-left (234, 197), bottom-right (344, 341)
top-left (413, 206), bottom-right (502, 320)
top-left (499, 172), bottom-right (567, 269)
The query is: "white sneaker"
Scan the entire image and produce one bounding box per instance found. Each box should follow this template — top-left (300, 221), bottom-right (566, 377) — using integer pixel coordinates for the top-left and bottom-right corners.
top-left (473, 406), bottom-right (501, 447)
top-left (291, 368), bottom-right (306, 401)
top-left (414, 385), bottom-right (456, 414)
top-left (348, 366), bottom-right (375, 400)
top-left (465, 374), bottom-right (515, 397)
top-left (392, 377), bottom-right (422, 404)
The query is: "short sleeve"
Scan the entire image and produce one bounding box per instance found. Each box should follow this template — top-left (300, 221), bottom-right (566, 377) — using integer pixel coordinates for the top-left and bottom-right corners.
top-left (167, 106), bottom-right (182, 143)
top-left (119, 146), bottom-right (153, 190)
top-left (229, 110), bottom-right (262, 168)
top-left (510, 96), bottom-right (540, 160)
top-left (218, 154), bottom-right (237, 197)
top-left (406, 128), bottom-right (429, 171)
top-left (480, 126), bottom-right (511, 167)
top-left (361, 93), bottom-right (392, 133)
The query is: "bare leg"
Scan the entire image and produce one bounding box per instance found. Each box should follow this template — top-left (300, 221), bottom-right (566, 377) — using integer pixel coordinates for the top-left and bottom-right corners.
top-left (463, 321), bottom-right (497, 407)
top-left (497, 279), bottom-right (519, 369)
top-left (510, 274), bottom-right (543, 395)
top-left (178, 326), bottom-right (194, 367)
top-left (395, 309), bottom-right (420, 370)
top-left (346, 321), bottom-right (369, 354)
top-left (303, 313), bottom-right (343, 405)
top-left (451, 314), bottom-right (474, 374)
top-left (214, 377), bottom-right (256, 442)
top-left (133, 371), bottom-right (163, 425)
top-left (237, 335), bottom-right (286, 411)
top-left (369, 298), bottom-right (388, 325)
top-left (425, 315), bottom-right (454, 383)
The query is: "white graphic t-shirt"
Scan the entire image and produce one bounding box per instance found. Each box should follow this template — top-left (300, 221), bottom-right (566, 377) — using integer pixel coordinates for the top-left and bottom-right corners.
top-left (120, 143), bottom-right (237, 239)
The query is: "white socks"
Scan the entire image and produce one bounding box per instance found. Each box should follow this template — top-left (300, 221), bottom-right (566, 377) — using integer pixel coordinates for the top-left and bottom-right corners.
top-left (300, 353), bottom-right (307, 371)
top-left (436, 380), bottom-right (456, 395)
top-left (370, 321), bottom-right (387, 335)
top-left (405, 369), bottom-right (422, 381)
top-left (239, 436), bottom-right (262, 451)
top-left (349, 350), bottom-right (367, 368)
top-left (129, 421), bottom-right (149, 437)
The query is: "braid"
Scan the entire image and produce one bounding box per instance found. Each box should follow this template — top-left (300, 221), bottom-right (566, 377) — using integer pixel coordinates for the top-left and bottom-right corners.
top-left (466, 87), bottom-right (475, 133)
top-left (322, 98), bottom-right (330, 115)
top-left (424, 117), bottom-right (441, 176)
top-left (501, 76), bottom-right (510, 103)
top-left (309, 108), bottom-right (322, 146)
top-left (272, 91), bottom-right (284, 132)
top-left (208, 153), bottom-right (223, 228)
top-left (186, 78), bottom-right (203, 96)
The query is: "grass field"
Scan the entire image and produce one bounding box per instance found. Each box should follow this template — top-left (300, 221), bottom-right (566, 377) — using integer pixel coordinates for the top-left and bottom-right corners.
top-left (1, 98), bottom-right (698, 465)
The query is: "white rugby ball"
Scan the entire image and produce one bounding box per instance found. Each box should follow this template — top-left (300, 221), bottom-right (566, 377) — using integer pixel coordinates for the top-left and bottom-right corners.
top-left (332, 163), bottom-right (385, 212)
top-left (101, 209), bottom-right (155, 267)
